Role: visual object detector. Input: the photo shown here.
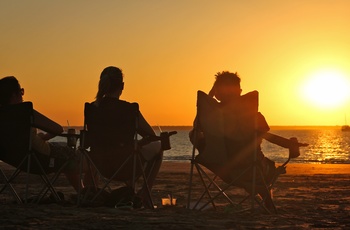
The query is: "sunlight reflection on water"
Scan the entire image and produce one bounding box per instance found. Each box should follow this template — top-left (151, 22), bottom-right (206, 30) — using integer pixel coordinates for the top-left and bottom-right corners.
top-left (263, 128), bottom-right (350, 164)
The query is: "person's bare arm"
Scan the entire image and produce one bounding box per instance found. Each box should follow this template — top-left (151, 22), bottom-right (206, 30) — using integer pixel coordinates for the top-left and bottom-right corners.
top-left (33, 109), bottom-right (63, 140)
top-left (137, 112), bottom-right (156, 137)
top-left (263, 132), bottom-right (308, 148)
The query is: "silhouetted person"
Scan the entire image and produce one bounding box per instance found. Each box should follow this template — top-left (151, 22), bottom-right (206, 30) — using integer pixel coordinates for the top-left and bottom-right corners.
top-left (0, 76), bottom-right (82, 192)
top-left (86, 66), bottom-right (163, 208)
top-left (190, 71), bottom-right (308, 211)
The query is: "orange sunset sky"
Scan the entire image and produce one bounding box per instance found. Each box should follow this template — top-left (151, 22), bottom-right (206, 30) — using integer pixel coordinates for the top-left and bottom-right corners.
top-left (1, 1), bottom-right (350, 126)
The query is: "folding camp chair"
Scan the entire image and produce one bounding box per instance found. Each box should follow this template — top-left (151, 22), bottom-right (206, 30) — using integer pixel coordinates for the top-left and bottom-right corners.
top-left (187, 91), bottom-right (295, 213)
top-left (0, 102), bottom-right (69, 204)
top-left (78, 102), bottom-right (175, 208)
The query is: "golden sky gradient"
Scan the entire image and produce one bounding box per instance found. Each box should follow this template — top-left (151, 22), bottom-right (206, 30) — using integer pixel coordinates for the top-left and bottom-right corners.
top-left (1, 1), bottom-right (350, 126)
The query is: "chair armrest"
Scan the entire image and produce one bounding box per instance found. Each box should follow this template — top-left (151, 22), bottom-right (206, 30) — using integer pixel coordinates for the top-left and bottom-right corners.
top-left (138, 131), bottom-right (177, 150)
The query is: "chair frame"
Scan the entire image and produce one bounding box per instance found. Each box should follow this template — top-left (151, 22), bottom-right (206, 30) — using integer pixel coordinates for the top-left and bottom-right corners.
top-left (187, 91), bottom-right (289, 213)
top-left (0, 102), bottom-right (67, 204)
top-left (77, 102), bottom-right (155, 208)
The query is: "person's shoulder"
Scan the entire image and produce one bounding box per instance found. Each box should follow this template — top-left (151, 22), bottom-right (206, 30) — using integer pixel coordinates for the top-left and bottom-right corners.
top-left (117, 100), bottom-right (139, 110)
top-left (118, 99), bottom-right (137, 106)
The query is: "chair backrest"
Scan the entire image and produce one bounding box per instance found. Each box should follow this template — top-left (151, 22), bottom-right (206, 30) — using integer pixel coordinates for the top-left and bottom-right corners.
top-left (194, 91), bottom-right (259, 177)
top-left (0, 102), bottom-right (60, 175)
top-left (84, 101), bottom-right (140, 179)
top-left (0, 102), bottom-right (33, 167)
top-left (195, 91), bottom-right (227, 166)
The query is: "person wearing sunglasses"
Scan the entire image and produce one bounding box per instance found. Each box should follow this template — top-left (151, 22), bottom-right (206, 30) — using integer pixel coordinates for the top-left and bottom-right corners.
top-left (0, 76), bottom-right (83, 192)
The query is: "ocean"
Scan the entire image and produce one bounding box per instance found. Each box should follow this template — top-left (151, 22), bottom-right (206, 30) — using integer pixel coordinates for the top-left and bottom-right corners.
top-left (52, 126), bottom-right (350, 164)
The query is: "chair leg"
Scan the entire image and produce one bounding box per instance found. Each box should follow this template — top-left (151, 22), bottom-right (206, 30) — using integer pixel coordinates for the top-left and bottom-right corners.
top-left (0, 154), bottom-right (31, 203)
top-left (78, 149), bottom-right (127, 206)
top-left (190, 162), bottom-right (244, 211)
top-left (89, 154), bottom-right (133, 204)
top-left (187, 159), bottom-right (196, 209)
top-left (0, 153), bottom-right (65, 204)
top-left (197, 165), bottom-right (251, 211)
top-left (136, 154), bottom-right (154, 209)
top-left (77, 148), bottom-right (158, 209)
top-left (238, 166), bottom-right (278, 214)
top-left (77, 148), bottom-right (84, 206)
top-left (190, 161), bottom-right (272, 213)
top-left (31, 153), bottom-right (63, 203)
top-left (194, 164), bottom-right (218, 210)
top-left (36, 160), bottom-right (71, 203)
top-left (0, 168), bottom-right (22, 204)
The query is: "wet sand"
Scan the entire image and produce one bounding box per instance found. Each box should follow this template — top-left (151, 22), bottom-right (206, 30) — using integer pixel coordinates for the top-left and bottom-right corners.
top-left (1, 161), bottom-right (350, 229)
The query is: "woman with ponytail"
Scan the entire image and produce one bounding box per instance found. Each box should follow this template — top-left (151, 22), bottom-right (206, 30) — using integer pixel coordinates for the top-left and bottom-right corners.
top-left (86, 66), bottom-right (163, 208)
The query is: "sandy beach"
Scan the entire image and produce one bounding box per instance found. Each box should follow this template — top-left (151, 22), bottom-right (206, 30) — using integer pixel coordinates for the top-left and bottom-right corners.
top-left (1, 161), bottom-right (350, 229)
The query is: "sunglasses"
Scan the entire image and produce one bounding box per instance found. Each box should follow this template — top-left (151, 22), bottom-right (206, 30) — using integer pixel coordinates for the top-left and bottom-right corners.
top-left (20, 88), bottom-right (24, 96)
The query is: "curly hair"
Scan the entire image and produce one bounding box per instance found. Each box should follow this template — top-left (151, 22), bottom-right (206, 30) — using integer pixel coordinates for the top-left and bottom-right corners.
top-left (214, 71), bottom-right (241, 87)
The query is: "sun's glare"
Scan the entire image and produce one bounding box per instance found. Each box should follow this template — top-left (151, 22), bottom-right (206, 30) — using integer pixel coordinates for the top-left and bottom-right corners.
top-left (301, 69), bottom-right (350, 109)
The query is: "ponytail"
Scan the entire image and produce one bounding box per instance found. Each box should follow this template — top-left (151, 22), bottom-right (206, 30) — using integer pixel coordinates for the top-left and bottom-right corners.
top-left (94, 74), bottom-right (111, 106)
top-left (94, 66), bottom-right (124, 106)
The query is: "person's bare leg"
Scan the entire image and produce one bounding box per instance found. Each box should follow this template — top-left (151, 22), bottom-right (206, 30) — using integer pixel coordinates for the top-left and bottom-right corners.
top-left (258, 189), bottom-right (276, 213)
top-left (138, 151), bottom-right (163, 208)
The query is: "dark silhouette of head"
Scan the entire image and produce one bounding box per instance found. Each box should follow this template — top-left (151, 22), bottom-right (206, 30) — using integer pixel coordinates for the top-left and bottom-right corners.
top-left (211, 71), bottom-right (242, 103)
top-left (0, 76), bottom-right (23, 106)
top-left (95, 66), bottom-right (124, 105)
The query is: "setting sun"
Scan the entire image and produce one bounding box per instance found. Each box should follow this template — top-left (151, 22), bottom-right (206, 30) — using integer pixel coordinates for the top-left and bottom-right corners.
top-left (301, 69), bottom-right (350, 109)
